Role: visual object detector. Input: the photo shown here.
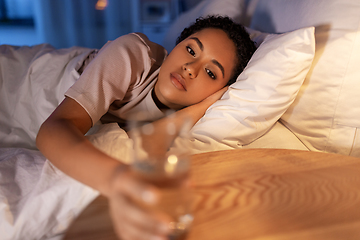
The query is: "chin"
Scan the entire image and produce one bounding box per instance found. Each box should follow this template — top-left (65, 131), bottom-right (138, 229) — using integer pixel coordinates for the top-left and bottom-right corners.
top-left (165, 97), bottom-right (187, 110)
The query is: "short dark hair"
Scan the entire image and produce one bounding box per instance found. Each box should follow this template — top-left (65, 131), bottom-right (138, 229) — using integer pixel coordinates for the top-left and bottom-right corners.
top-left (176, 16), bottom-right (257, 85)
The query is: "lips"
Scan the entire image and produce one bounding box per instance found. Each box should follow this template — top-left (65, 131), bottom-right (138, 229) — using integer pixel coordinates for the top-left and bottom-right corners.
top-left (170, 73), bottom-right (187, 91)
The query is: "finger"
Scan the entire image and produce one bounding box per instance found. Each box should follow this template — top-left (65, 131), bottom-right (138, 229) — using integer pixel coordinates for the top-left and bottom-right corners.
top-left (109, 195), bottom-right (171, 238)
top-left (204, 86), bottom-right (228, 104)
top-left (115, 216), bottom-right (168, 240)
top-left (221, 86), bottom-right (229, 91)
top-left (109, 167), bottom-right (173, 237)
top-left (112, 192), bottom-right (171, 233)
top-left (126, 204), bottom-right (171, 235)
top-left (111, 168), bottom-right (160, 205)
top-left (217, 86), bottom-right (229, 95)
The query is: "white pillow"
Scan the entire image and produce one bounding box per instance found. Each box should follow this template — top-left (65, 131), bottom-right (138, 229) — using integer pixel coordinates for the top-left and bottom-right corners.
top-left (162, 0), bottom-right (246, 52)
top-left (250, 0), bottom-right (360, 156)
top-left (244, 26), bottom-right (270, 48)
top-left (172, 26), bottom-right (315, 154)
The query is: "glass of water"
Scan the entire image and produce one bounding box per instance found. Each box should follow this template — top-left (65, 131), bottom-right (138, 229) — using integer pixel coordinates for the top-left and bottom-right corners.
top-left (129, 116), bottom-right (194, 239)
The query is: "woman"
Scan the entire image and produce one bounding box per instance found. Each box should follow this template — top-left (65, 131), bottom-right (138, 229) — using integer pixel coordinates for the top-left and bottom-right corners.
top-left (36, 16), bottom-right (256, 240)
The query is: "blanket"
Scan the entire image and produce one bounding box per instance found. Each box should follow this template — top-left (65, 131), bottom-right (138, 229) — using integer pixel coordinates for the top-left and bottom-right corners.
top-left (0, 44), bottom-right (101, 240)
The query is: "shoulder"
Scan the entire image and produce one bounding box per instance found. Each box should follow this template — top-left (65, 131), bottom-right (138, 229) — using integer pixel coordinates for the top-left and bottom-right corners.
top-left (108, 33), bottom-right (167, 66)
top-left (110, 32), bottom-right (148, 48)
top-left (112, 32), bottom-right (160, 50)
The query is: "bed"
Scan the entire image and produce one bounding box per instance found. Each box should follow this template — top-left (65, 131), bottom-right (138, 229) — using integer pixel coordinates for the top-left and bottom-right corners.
top-left (1, 0), bottom-right (360, 239)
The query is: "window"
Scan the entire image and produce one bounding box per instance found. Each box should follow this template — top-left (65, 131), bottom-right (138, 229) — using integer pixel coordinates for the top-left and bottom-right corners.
top-left (0, 0), bottom-right (34, 25)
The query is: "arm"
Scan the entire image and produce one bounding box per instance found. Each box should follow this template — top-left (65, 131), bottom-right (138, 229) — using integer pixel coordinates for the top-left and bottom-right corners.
top-left (37, 97), bottom-right (119, 196)
top-left (36, 33), bottom-right (163, 196)
top-left (36, 33), bottom-right (176, 239)
top-left (37, 87), bottom-right (227, 187)
top-left (36, 97), bottom-right (171, 240)
top-left (36, 87), bottom-right (226, 240)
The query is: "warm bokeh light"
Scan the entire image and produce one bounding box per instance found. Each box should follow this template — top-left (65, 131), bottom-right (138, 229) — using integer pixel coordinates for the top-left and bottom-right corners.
top-left (165, 154), bottom-right (178, 175)
top-left (95, 0), bottom-right (108, 10)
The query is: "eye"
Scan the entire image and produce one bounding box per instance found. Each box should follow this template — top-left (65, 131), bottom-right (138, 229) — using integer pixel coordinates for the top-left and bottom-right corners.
top-left (206, 69), bottom-right (216, 80)
top-left (186, 46), bottom-right (196, 56)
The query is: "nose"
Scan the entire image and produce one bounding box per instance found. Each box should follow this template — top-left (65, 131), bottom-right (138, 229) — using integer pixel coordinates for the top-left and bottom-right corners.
top-left (182, 62), bottom-right (199, 79)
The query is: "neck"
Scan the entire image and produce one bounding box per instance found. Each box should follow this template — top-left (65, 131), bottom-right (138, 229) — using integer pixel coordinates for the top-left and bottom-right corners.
top-left (152, 88), bottom-right (170, 111)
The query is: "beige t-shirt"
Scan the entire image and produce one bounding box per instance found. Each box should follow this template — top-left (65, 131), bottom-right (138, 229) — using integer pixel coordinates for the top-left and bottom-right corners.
top-left (65, 33), bottom-right (168, 127)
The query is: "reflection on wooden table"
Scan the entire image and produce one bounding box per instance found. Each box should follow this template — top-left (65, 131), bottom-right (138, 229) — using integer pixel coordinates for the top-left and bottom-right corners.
top-left (64, 149), bottom-right (360, 240)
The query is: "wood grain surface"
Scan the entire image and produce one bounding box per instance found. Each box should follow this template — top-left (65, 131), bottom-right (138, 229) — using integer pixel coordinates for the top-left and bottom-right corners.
top-left (64, 149), bottom-right (360, 240)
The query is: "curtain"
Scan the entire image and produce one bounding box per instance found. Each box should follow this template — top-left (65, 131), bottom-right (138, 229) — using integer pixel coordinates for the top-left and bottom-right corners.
top-left (33, 0), bottom-right (133, 49)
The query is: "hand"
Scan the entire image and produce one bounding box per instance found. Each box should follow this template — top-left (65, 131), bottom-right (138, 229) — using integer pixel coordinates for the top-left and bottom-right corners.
top-left (202, 86), bottom-right (229, 106)
top-left (108, 165), bottom-right (171, 240)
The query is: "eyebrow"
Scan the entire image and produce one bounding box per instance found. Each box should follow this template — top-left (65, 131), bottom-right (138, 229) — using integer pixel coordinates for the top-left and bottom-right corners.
top-left (190, 37), bottom-right (225, 78)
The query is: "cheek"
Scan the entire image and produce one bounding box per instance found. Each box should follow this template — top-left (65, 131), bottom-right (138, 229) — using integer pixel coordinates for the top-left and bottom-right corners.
top-left (164, 48), bottom-right (183, 65)
top-left (191, 79), bottom-right (222, 99)
top-left (197, 73), bottom-right (228, 91)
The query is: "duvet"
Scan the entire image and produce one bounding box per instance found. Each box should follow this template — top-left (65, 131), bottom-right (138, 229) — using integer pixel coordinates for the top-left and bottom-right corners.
top-left (0, 44), bottom-right (101, 240)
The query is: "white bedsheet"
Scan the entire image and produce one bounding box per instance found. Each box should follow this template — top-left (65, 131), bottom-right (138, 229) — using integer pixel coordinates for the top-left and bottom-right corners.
top-left (0, 44), bottom-right (93, 150)
top-left (0, 148), bottom-right (98, 240)
top-left (0, 44), bottom-right (100, 240)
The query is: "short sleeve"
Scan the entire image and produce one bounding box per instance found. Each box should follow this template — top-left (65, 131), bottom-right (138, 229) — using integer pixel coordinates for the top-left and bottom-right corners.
top-left (65, 33), bottom-right (160, 125)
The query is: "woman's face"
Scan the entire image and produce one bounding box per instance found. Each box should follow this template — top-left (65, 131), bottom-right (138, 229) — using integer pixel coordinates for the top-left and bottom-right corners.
top-left (155, 28), bottom-right (237, 109)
